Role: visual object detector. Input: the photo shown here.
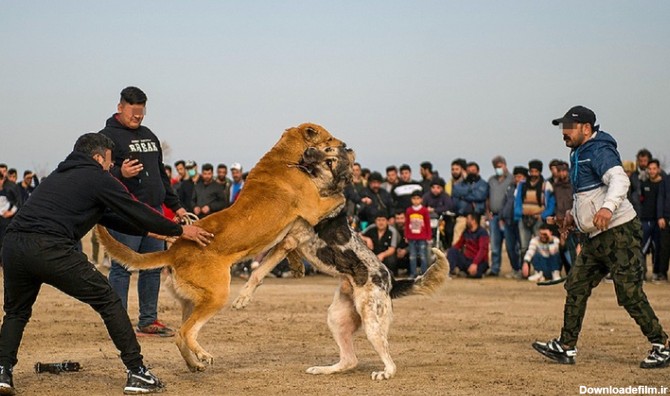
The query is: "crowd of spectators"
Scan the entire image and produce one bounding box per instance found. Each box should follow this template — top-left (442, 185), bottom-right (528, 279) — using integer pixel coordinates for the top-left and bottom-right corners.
top-left (1, 147), bottom-right (668, 282)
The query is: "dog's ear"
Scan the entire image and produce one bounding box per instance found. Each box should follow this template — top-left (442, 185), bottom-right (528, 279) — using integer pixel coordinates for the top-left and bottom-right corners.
top-left (304, 126), bottom-right (320, 143)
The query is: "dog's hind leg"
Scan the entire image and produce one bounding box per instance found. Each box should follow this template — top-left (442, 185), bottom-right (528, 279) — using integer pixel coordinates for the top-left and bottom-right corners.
top-left (177, 269), bottom-right (231, 372)
top-left (307, 280), bottom-right (361, 375)
top-left (357, 290), bottom-right (396, 380)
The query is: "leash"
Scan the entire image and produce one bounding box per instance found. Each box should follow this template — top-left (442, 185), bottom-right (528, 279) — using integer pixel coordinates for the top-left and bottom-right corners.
top-left (176, 212), bottom-right (199, 225)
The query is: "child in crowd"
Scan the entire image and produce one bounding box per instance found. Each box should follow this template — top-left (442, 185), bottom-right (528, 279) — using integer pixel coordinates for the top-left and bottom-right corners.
top-left (405, 190), bottom-right (432, 278)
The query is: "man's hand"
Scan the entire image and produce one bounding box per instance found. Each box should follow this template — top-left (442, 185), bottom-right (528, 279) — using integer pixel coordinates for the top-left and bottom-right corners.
top-left (521, 261), bottom-right (530, 278)
top-left (120, 159), bottom-right (143, 178)
top-left (659, 218), bottom-right (667, 230)
top-left (468, 263), bottom-right (478, 276)
top-left (593, 208), bottom-right (613, 232)
top-left (361, 197), bottom-right (372, 205)
top-left (361, 236), bottom-right (373, 250)
top-left (174, 208), bottom-right (188, 220)
top-left (202, 205), bottom-right (210, 215)
top-left (181, 225), bottom-right (214, 247)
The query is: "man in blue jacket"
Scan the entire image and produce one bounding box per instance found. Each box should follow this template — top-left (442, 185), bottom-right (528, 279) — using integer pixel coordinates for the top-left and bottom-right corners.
top-left (451, 162), bottom-right (489, 246)
top-left (532, 105), bottom-right (670, 369)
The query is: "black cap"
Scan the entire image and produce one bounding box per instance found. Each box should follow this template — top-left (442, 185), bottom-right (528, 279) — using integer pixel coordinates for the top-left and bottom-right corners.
top-left (410, 189), bottom-right (423, 198)
top-left (430, 177), bottom-right (445, 188)
top-left (368, 171), bottom-right (383, 183)
top-left (552, 105), bottom-right (596, 127)
top-left (513, 166), bottom-right (528, 177)
top-left (528, 159), bottom-right (543, 172)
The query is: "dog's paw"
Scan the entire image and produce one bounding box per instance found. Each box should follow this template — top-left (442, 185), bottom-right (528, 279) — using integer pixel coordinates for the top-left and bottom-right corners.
top-left (306, 366), bottom-right (327, 375)
top-left (231, 295), bottom-right (251, 310)
top-left (371, 370), bottom-right (393, 380)
top-left (187, 361), bottom-right (207, 372)
top-left (196, 351), bottom-right (214, 366)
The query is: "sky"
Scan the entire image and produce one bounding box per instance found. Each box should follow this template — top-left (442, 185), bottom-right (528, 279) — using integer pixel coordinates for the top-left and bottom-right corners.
top-left (1, 1), bottom-right (669, 180)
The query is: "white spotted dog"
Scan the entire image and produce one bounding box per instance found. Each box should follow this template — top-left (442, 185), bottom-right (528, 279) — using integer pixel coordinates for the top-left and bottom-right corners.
top-left (232, 209), bottom-right (449, 380)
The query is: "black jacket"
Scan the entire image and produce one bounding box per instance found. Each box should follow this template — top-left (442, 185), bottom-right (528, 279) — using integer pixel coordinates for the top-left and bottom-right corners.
top-left (658, 174), bottom-right (670, 221)
top-left (192, 179), bottom-right (228, 217)
top-left (6, 151), bottom-right (182, 241)
top-left (99, 115), bottom-right (181, 210)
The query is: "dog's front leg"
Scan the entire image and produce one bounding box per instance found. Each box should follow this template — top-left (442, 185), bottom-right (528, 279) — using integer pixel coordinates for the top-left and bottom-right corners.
top-left (232, 246), bottom-right (290, 309)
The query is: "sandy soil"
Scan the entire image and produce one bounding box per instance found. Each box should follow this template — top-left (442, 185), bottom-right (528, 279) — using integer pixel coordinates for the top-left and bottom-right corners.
top-left (3, 234), bottom-right (670, 395)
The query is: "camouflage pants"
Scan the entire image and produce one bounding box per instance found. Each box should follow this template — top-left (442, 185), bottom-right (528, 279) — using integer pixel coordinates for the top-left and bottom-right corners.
top-left (560, 218), bottom-right (667, 347)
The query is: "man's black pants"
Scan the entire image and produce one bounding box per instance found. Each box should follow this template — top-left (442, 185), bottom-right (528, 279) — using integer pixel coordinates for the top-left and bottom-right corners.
top-left (0, 232), bottom-right (143, 369)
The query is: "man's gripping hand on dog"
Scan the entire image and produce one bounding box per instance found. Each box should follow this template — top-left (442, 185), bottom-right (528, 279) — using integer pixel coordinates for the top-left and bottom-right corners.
top-left (149, 225), bottom-right (214, 247)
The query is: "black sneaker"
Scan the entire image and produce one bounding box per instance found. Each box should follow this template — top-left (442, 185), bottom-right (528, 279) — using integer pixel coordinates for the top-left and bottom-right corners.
top-left (124, 366), bottom-right (165, 394)
top-left (532, 338), bottom-right (576, 364)
top-left (640, 344), bottom-right (670, 369)
top-left (0, 365), bottom-right (15, 396)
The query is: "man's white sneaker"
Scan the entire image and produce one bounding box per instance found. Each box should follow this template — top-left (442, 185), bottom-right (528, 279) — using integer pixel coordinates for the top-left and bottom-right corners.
top-left (640, 343), bottom-right (670, 369)
top-left (551, 270), bottom-right (562, 281)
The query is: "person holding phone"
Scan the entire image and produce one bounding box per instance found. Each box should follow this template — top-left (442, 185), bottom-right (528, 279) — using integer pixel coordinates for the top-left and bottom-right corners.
top-left (99, 86), bottom-right (187, 338)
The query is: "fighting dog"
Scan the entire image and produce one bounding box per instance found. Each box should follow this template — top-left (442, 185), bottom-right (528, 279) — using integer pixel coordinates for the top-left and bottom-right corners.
top-left (98, 123), bottom-right (353, 372)
top-left (232, 209), bottom-right (449, 380)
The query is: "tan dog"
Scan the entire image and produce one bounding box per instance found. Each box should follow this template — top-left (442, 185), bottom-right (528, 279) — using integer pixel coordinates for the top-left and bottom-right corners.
top-left (97, 123), bottom-right (351, 372)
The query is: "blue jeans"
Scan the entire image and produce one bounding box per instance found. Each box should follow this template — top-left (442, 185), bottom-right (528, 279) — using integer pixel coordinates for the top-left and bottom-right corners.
top-left (504, 220), bottom-right (521, 271)
top-left (641, 219), bottom-right (661, 273)
top-left (108, 229), bottom-right (165, 328)
top-left (408, 239), bottom-right (428, 277)
top-left (530, 253), bottom-right (560, 278)
top-left (489, 215), bottom-right (505, 274)
top-left (446, 247), bottom-right (489, 278)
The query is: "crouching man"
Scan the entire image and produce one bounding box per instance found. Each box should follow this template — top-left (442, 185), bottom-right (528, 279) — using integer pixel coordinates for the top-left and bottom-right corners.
top-left (0, 133), bottom-right (214, 395)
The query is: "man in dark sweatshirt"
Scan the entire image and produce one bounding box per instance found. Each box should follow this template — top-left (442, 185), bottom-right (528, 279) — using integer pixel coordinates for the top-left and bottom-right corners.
top-left (658, 170), bottom-right (670, 282)
top-left (99, 86), bottom-right (187, 338)
top-left (0, 133), bottom-right (213, 395)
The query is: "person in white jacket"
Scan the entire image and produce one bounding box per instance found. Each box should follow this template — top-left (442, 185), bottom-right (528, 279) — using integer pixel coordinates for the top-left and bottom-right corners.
top-left (532, 105), bottom-right (670, 369)
top-left (523, 224), bottom-right (561, 282)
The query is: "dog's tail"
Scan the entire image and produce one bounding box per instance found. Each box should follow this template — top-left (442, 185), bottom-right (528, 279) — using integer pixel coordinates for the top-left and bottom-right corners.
top-left (390, 248), bottom-right (449, 299)
top-left (96, 225), bottom-right (173, 270)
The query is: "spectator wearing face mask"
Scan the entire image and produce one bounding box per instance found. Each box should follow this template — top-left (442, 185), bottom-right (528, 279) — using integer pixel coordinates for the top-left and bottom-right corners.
top-left (451, 161), bottom-right (489, 246)
top-left (486, 155), bottom-right (514, 276)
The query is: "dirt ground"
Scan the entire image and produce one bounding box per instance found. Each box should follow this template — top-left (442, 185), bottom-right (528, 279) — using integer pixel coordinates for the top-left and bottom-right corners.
top-left (3, 233), bottom-right (670, 396)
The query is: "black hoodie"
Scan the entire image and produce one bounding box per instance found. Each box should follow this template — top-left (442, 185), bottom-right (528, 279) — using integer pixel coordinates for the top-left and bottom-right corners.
top-left (6, 151), bottom-right (182, 242)
top-left (99, 115), bottom-right (181, 210)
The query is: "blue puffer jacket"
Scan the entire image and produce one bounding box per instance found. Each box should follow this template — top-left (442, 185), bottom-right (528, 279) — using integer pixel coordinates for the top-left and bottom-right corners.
top-left (568, 130), bottom-right (636, 235)
top-left (452, 178), bottom-right (489, 215)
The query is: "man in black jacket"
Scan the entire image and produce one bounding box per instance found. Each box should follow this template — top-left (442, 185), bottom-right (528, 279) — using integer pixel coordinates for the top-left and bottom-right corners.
top-left (99, 86), bottom-right (187, 338)
top-left (193, 163), bottom-right (228, 218)
top-left (0, 133), bottom-right (213, 395)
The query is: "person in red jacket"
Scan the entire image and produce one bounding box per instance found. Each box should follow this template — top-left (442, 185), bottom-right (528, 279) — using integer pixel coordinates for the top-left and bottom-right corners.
top-left (405, 190), bottom-right (432, 279)
top-left (447, 212), bottom-right (490, 278)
